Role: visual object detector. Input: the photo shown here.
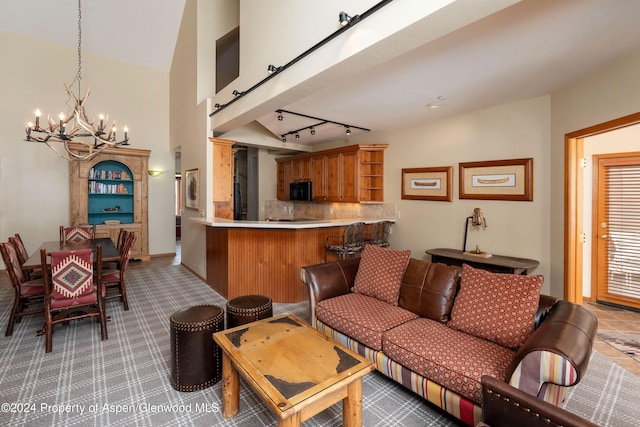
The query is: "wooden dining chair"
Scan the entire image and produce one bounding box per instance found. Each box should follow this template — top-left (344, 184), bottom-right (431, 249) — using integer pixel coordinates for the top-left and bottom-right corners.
top-left (60, 225), bottom-right (96, 244)
top-left (0, 241), bottom-right (45, 336)
top-left (9, 233), bottom-right (43, 280)
top-left (40, 246), bottom-right (107, 353)
top-left (102, 232), bottom-right (137, 311)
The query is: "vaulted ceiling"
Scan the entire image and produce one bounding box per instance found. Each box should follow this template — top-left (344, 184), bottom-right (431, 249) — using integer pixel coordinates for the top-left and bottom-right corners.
top-left (4, 0), bottom-right (640, 147)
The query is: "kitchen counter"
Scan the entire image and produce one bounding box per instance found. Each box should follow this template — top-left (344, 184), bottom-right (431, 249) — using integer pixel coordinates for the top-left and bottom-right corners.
top-left (195, 217), bottom-right (395, 303)
top-left (192, 217), bottom-right (394, 229)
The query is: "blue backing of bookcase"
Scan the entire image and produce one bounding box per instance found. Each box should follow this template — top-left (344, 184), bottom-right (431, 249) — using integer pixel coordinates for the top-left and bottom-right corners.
top-left (88, 160), bottom-right (134, 225)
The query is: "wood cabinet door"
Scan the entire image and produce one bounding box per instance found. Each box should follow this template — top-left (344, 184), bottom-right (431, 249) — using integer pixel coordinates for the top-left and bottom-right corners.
top-left (340, 150), bottom-right (359, 202)
top-left (276, 160), bottom-right (292, 200)
top-left (311, 155), bottom-right (326, 200)
top-left (213, 141), bottom-right (233, 202)
top-left (325, 153), bottom-right (341, 201)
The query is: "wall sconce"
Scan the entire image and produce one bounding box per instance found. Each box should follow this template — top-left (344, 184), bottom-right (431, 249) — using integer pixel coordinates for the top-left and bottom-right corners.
top-left (148, 170), bottom-right (164, 177)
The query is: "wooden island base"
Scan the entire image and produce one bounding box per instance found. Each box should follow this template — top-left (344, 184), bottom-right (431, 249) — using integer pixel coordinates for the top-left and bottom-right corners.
top-left (206, 225), bottom-right (343, 303)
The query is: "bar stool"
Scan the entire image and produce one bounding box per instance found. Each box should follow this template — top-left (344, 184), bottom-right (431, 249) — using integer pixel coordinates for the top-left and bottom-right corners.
top-left (170, 304), bottom-right (224, 391)
top-left (226, 295), bottom-right (273, 328)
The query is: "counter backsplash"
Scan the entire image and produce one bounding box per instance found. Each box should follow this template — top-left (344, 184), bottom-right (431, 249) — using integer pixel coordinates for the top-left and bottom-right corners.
top-left (265, 200), bottom-right (396, 221)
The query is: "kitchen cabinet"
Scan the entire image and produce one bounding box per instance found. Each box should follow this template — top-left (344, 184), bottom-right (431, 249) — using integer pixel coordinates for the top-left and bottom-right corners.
top-left (277, 144), bottom-right (387, 203)
top-left (210, 138), bottom-right (235, 219)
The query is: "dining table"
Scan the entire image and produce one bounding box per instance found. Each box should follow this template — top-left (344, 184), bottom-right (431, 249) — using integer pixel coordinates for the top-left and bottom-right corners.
top-left (22, 237), bottom-right (120, 270)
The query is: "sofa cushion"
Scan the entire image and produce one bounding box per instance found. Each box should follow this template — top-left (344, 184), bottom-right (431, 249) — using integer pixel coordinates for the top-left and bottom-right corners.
top-left (316, 293), bottom-right (418, 350)
top-left (398, 259), bottom-right (459, 322)
top-left (382, 317), bottom-right (516, 403)
top-left (448, 264), bottom-right (544, 349)
top-left (352, 244), bottom-right (411, 305)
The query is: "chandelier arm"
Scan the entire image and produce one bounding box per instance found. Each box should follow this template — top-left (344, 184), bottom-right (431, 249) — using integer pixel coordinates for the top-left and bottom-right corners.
top-left (23, 0), bottom-right (130, 161)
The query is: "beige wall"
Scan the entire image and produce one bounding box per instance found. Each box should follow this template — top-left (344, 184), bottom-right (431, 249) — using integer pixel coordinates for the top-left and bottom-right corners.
top-left (550, 48), bottom-right (640, 297)
top-left (334, 96), bottom-right (552, 294)
top-left (0, 30), bottom-right (175, 269)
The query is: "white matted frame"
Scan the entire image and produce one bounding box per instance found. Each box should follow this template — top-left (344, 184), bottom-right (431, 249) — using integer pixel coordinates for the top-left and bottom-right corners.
top-left (459, 158), bottom-right (533, 201)
top-left (184, 168), bottom-right (200, 210)
top-left (401, 166), bottom-right (453, 201)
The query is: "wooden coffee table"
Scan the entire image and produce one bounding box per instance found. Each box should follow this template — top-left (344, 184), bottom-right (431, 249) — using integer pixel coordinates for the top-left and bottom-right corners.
top-left (212, 314), bottom-right (375, 426)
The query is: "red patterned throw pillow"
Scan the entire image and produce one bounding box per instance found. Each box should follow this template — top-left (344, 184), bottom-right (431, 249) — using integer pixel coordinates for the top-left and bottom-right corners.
top-left (353, 244), bottom-right (411, 305)
top-left (448, 264), bottom-right (543, 349)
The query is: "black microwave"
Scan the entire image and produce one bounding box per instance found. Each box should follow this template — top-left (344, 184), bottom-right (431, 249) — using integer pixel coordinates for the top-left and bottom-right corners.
top-left (290, 181), bottom-right (312, 201)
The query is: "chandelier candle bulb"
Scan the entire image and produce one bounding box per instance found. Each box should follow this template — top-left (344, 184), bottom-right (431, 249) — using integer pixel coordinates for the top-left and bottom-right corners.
top-left (99, 114), bottom-right (104, 131)
top-left (35, 109), bottom-right (41, 129)
top-left (124, 126), bottom-right (128, 140)
top-left (59, 113), bottom-right (65, 134)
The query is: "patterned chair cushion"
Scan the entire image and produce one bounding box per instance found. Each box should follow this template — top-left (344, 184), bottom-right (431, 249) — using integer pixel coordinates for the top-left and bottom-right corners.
top-left (63, 227), bottom-right (93, 243)
top-left (316, 293), bottom-right (418, 350)
top-left (352, 244), bottom-right (411, 305)
top-left (50, 249), bottom-right (94, 301)
top-left (382, 317), bottom-right (516, 403)
top-left (448, 264), bottom-right (544, 349)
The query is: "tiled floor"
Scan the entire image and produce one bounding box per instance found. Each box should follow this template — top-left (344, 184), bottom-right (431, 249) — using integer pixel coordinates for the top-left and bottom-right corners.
top-left (583, 301), bottom-right (640, 376)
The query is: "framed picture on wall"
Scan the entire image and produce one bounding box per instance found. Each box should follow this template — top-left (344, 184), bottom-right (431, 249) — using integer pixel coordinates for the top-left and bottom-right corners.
top-left (185, 168), bottom-right (200, 210)
top-left (459, 158), bottom-right (533, 201)
top-left (401, 166), bottom-right (453, 201)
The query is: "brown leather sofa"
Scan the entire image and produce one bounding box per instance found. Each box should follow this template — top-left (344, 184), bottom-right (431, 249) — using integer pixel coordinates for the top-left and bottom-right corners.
top-left (479, 375), bottom-right (599, 427)
top-left (301, 257), bottom-right (598, 426)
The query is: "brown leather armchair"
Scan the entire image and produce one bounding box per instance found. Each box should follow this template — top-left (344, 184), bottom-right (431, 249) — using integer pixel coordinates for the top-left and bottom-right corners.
top-left (478, 375), bottom-right (599, 427)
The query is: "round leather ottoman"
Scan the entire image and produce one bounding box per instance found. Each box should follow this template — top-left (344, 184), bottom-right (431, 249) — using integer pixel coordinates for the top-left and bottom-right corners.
top-left (226, 295), bottom-right (273, 328)
top-left (170, 305), bottom-right (224, 391)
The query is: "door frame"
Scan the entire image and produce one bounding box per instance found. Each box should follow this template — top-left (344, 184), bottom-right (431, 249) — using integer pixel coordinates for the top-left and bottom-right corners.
top-left (564, 112), bottom-right (640, 302)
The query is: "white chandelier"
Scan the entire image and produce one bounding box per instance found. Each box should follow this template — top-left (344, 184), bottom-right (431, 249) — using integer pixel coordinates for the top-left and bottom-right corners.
top-left (24, 0), bottom-right (130, 161)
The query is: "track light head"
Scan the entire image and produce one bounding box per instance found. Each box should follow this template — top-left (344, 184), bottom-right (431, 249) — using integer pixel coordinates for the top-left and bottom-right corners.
top-left (310, 127), bottom-right (316, 135)
top-left (277, 113), bottom-right (284, 121)
top-left (281, 136), bottom-right (287, 142)
top-left (339, 11), bottom-right (350, 26)
top-left (339, 11), bottom-right (359, 26)
top-left (345, 127), bottom-right (351, 136)
top-left (295, 133), bottom-right (300, 139)
top-left (232, 90), bottom-right (244, 96)
top-left (268, 64), bottom-right (281, 74)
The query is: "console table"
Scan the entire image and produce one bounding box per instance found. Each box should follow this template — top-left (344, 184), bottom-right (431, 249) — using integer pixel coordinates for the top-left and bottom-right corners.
top-left (425, 248), bottom-right (539, 275)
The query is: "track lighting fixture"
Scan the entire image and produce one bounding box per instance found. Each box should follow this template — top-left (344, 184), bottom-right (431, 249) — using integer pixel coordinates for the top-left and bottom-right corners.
top-left (339, 11), bottom-right (360, 26)
top-left (232, 90), bottom-right (245, 96)
top-left (210, 1), bottom-right (394, 118)
top-left (276, 109), bottom-right (370, 142)
top-left (277, 113), bottom-right (284, 121)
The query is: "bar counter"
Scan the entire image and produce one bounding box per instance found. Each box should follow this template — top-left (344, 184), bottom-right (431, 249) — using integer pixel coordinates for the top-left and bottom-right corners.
top-left (193, 217), bottom-right (394, 303)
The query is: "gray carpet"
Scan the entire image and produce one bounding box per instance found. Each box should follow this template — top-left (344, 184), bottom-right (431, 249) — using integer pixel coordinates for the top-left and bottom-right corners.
top-left (0, 264), bottom-right (638, 426)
